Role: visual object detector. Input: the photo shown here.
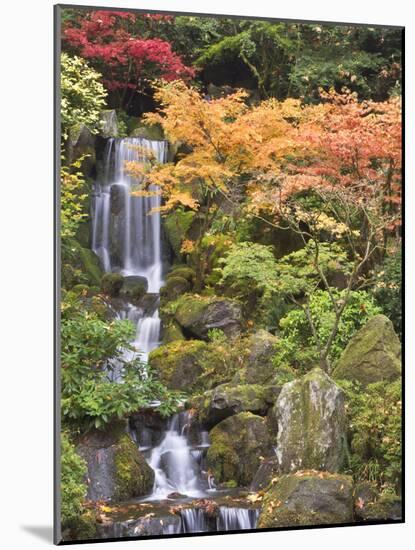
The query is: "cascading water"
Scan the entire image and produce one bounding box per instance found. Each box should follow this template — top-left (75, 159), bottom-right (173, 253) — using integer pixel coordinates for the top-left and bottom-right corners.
top-left (91, 136), bottom-right (260, 536)
top-left (147, 411), bottom-right (207, 500)
top-left (92, 137), bottom-right (167, 364)
top-left (92, 137), bottom-right (167, 293)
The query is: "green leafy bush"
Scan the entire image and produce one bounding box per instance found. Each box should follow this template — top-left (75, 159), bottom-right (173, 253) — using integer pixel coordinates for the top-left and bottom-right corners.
top-left (61, 53), bottom-right (107, 140)
top-left (374, 249), bottom-right (402, 339)
top-left (273, 289), bottom-right (382, 373)
top-left (339, 380), bottom-right (402, 492)
top-left (61, 157), bottom-right (88, 241)
top-left (61, 433), bottom-right (87, 526)
top-left (61, 305), bottom-right (183, 430)
top-left (217, 241), bottom-right (277, 298)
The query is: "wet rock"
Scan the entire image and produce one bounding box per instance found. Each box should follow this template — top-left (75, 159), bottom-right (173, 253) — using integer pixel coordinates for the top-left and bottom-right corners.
top-left (257, 471), bottom-right (354, 528)
top-left (66, 123), bottom-right (96, 175)
top-left (270, 367), bottom-right (347, 473)
top-left (99, 109), bottom-right (119, 138)
top-left (191, 383), bottom-right (280, 430)
top-left (160, 276), bottom-right (191, 302)
top-left (120, 275), bottom-right (148, 301)
top-left (250, 456), bottom-right (280, 492)
top-left (129, 410), bottom-right (167, 449)
top-left (333, 314), bottom-right (401, 387)
top-left (148, 340), bottom-right (223, 392)
top-left (77, 421), bottom-right (154, 502)
top-left (174, 294), bottom-right (242, 340)
top-left (161, 321), bottom-right (185, 344)
top-left (164, 210), bottom-right (196, 258)
top-left (353, 483), bottom-right (402, 522)
top-left (101, 273), bottom-right (124, 297)
top-left (232, 330), bottom-right (295, 385)
top-left (207, 412), bottom-right (272, 487)
top-left (97, 515), bottom-right (181, 538)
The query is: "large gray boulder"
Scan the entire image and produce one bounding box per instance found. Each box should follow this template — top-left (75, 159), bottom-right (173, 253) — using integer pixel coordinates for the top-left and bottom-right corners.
top-left (174, 295), bottom-right (242, 339)
top-left (257, 471), bottom-right (354, 528)
top-left (77, 422), bottom-right (154, 502)
top-left (99, 109), bottom-right (119, 138)
top-left (207, 412), bottom-right (272, 487)
top-left (66, 123), bottom-right (96, 175)
top-left (332, 314), bottom-right (401, 387)
top-left (190, 383), bottom-right (280, 430)
top-left (271, 367), bottom-right (347, 473)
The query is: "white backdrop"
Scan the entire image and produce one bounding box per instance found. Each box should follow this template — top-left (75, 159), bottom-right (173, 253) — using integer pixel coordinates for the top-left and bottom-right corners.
top-left (0, 0), bottom-right (412, 548)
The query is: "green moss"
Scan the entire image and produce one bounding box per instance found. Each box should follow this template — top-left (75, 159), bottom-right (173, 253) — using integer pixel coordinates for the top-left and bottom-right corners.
top-left (361, 493), bottom-right (402, 520)
top-left (160, 276), bottom-right (191, 302)
top-left (164, 210), bottom-right (196, 258)
top-left (207, 412), bottom-right (271, 486)
top-left (77, 245), bottom-right (103, 286)
top-left (333, 315), bottom-right (401, 387)
top-left (162, 321), bottom-right (185, 344)
top-left (66, 511), bottom-right (98, 540)
top-left (130, 122), bottom-right (165, 140)
top-left (113, 434), bottom-right (154, 501)
top-left (167, 266), bottom-right (196, 284)
top-left (101, 273), bottom-right (124, 297)
top-left (258, 472), bottom-right (353, 528)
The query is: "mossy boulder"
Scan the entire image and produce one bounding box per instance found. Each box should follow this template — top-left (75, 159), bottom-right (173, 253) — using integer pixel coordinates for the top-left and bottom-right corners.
top-left (130, 122), bottom-right (165, 141)
top-left (355, 492), bottom-right (402, 522)
top-left (332, 315), bottom-right (401, 387)
top-left (163, 210), bottom-right (196, 258)
top-left (148, 339), bottom-right (223, 392)
top-left (161, 321), bottom-right (185, 344)
top-left (206, 412), bottom-right (272, 486)
top-left (99, 109), bottom-right (119, 138)
top-left (64, 240), bottom-right (103, 287)
top-left (160, 276), bottom-right (191, 302)
top-left (270, 368), bottom-right (347, 473)
top-left (232, 330), bottom-right (295, 385)
top-left (67, 123), bottom-right (96, 175)
top-left (167, 266), bottom-right (196, 285)
top-left (250, 456), bottom-right (280, 491)
top-left (77, 422), bottom-right (154, 502)
top-left (190, 383), bottom-right (280, 429)
top-left (120, 275), bottom-right (148, 301)
top-left (101, 273), bottom-right (124, 297)
top-left (174, 294), bottom-right (243, 340)
top-left (257, 471), bottom-right (354, 528)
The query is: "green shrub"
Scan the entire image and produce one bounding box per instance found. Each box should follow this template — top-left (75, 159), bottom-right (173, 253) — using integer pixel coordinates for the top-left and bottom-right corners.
top-left (61, 306), bottom-right (183, 430)
top-left (61, 433), bottom-right (87, 526)
top-left (374, 249), bottom-right (402, 339)
top-left (339, 379), bottom-right (402, 492)
top-left (273, 289), bottom-right (382, 373)
top-left (61, 53), bottom-right (107, 140)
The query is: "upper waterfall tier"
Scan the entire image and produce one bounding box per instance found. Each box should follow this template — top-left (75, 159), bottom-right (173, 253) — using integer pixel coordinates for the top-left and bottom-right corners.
top-left (92, 137), bottom-right (168, 293)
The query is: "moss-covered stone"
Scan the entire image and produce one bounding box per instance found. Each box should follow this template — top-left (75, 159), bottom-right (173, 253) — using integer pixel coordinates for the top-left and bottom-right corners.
top-left (207, 412), bottom-right (272, 487)
top-left (162, 321), bottom-right (185, 344)
top-left (190, 383), bottom-right (280, 429)
top-left (67, 123), bottom-right (96, 176)
top-left (120, 275), bottom-right (148, 301)
top-left (167, 266), bottom-right (196, 284)
top-left (64, 510), bottom-right (98, 541)
top-left (257, 471), bottom-right (354, 528)
top-left (65, 240), bottom-right (103, 287)
top-left (163, 210), bottom-right (196, 258)
top-left (356, 493), bottom-right (402, 521)
top-left (149, 339), bottom-right (224, 392)
top-left (130, 122), bottom-right (165, 141)
top-left (99, 109), bottom-right (119, 138)
top-left (160, 276), bottom-right (191, 302)
top-left (113, 434), bottom-right (154, 501)
top-left (173, 294), bottom-right (243, 340)
top-left (101, 273), bottom-right (124, 297)
top-left (333, 314), bottom-right (401, 387)
top-left (77, 422), bottom-right (154, 502)
top-left (270, 368), bottom-right (347, 473)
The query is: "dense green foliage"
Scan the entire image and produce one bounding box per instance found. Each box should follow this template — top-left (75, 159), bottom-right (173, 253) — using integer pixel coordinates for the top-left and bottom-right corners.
top-left (61, 53), bottom-right (107, 139)
top-left (340, 380), bottom-right (402, 492)
top-left (60, 158), bottom-right (88, 240)
top-left (374, 249), bottom-right (402, 339)
top-left (273, 290), bottom-right (382, 373)
top-left (61, 306), bottom-right (182, 430)
top-left (61, 433), bottom-right (87, 526)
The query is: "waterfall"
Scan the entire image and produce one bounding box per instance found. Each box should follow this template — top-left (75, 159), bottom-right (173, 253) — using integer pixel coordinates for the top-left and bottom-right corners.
top-left (217, 507), bottom-right (259, 531)
top-left (92, 137), bottom-right (167, 365)
top-left (92, 137), bottom-right (167, 293)
top-left (147, 411), bottom-right (205, 500)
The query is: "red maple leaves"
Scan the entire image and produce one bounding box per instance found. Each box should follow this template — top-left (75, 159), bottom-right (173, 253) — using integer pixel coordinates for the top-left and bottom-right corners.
top-left (63, 10), bottom-right (195, 98)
